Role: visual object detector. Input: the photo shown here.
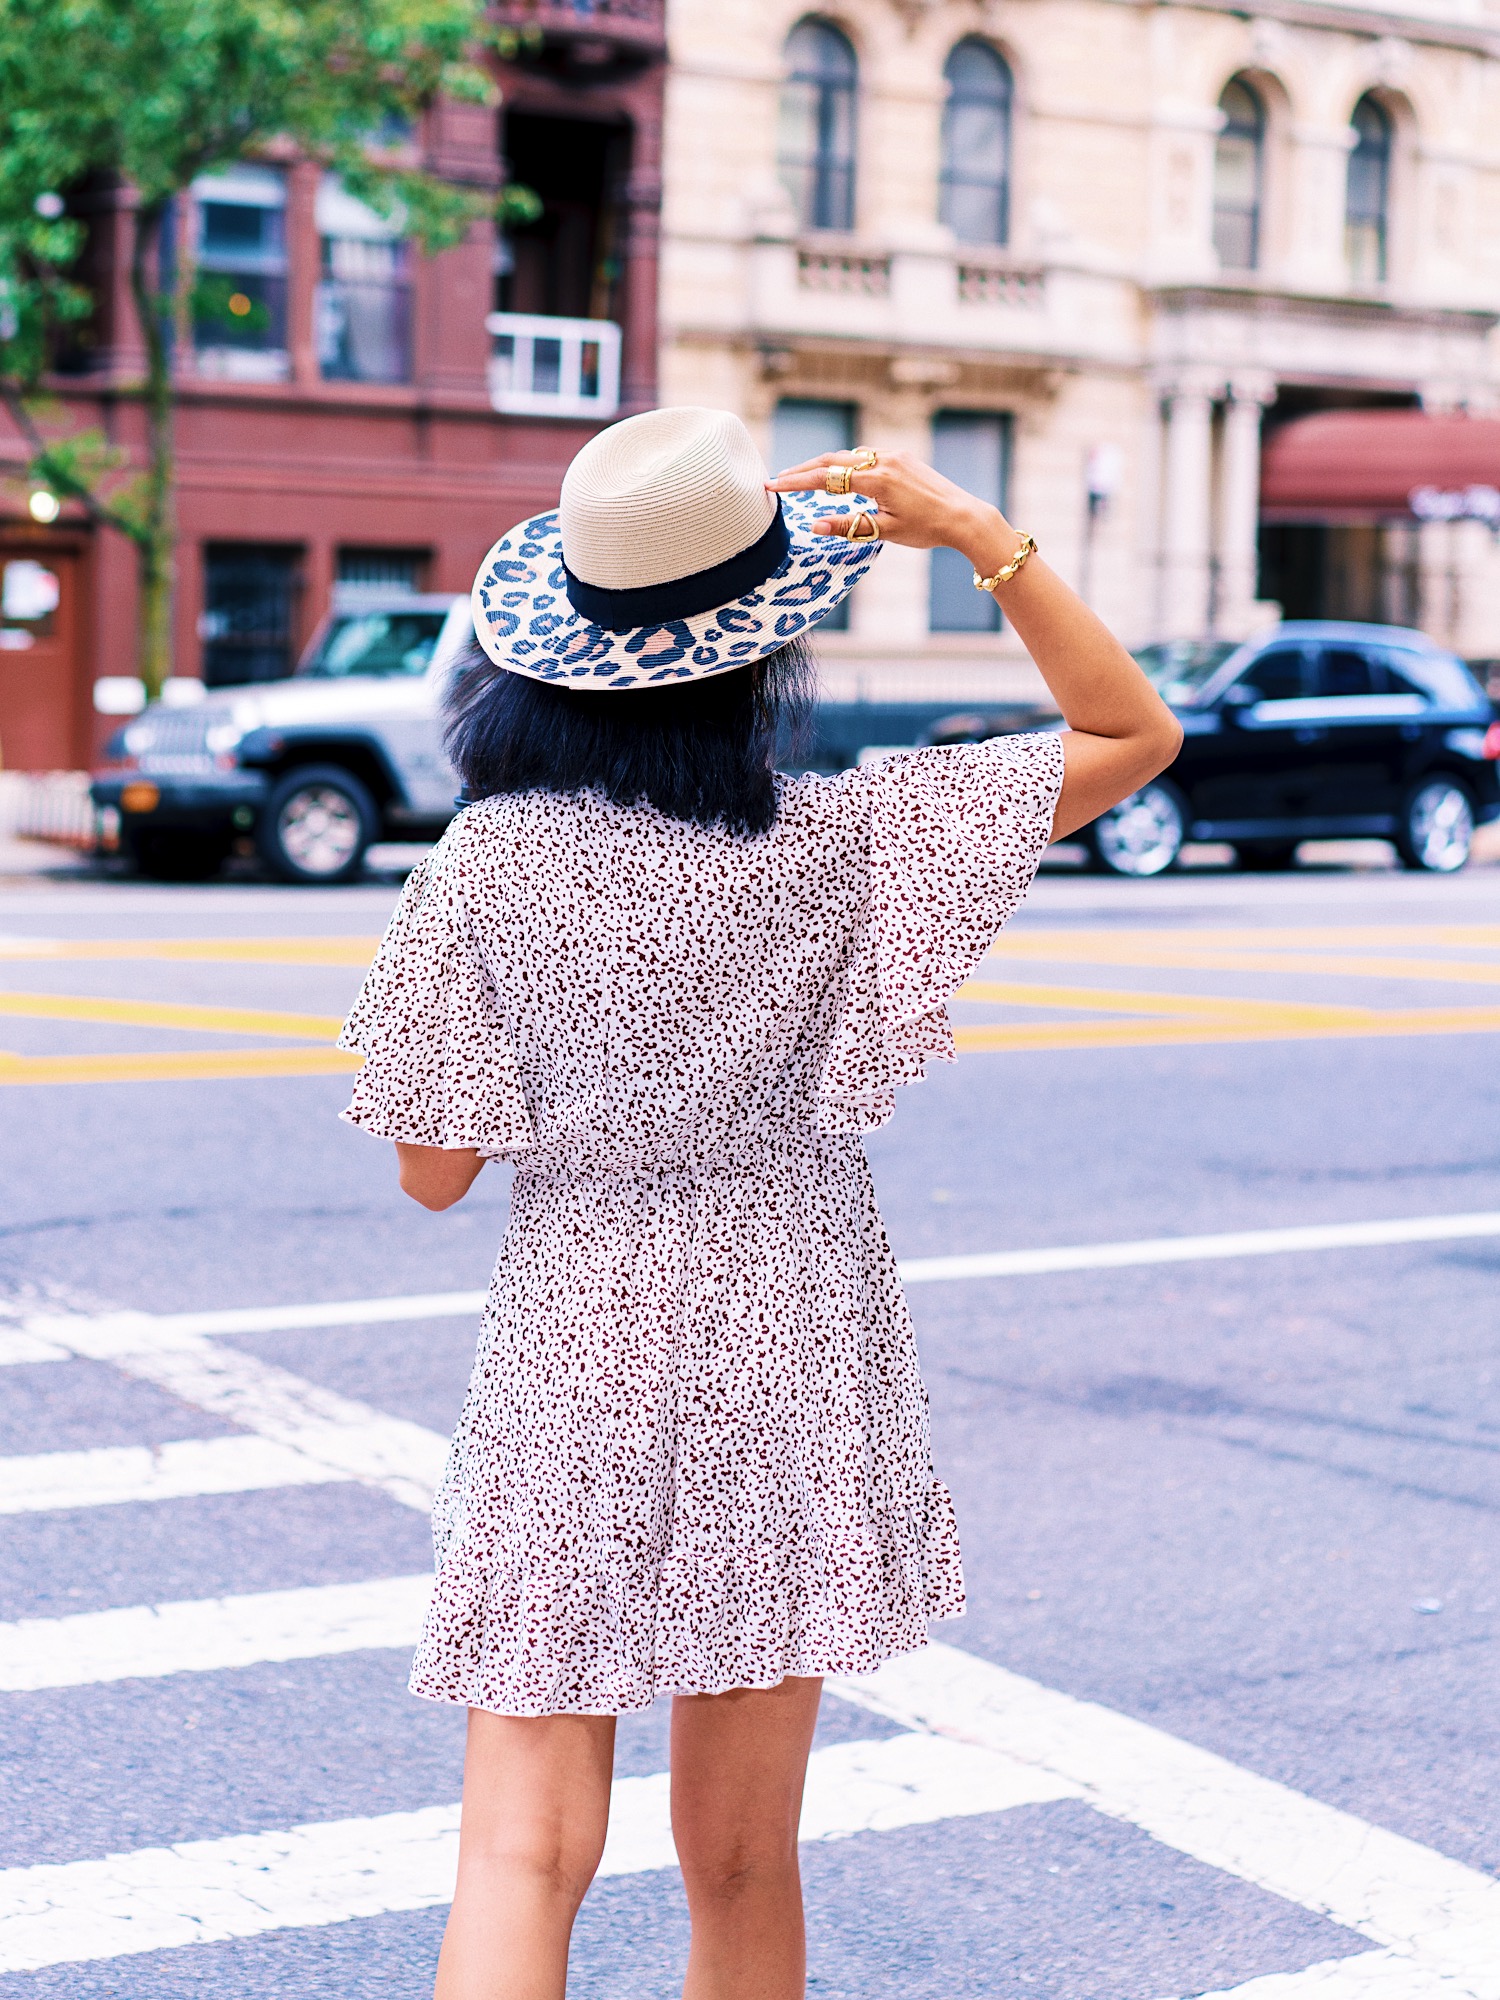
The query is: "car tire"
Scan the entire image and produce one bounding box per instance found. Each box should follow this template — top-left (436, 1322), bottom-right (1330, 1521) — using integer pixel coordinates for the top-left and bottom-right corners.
top-left (1235, 842), bottom-right (1299, 872)
top-left (1396, 777), bottom-right (1474, 873)
top-left (126, 830), bottom-right (230, 883)
top-left (1086, 780), bottom-right (1188, 877)
top-left (257, 765), bottom-right (378, 885)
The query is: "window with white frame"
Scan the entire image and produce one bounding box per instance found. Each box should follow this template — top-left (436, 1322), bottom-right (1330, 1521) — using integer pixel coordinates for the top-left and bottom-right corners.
top-left (192, 165), bottom-right (289, 381)
top-left (316, 176), bottom-right (412, 384)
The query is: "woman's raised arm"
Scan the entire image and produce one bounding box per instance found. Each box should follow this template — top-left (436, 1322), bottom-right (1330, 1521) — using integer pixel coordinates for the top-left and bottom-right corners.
top-left (767, 451), bottom-right (1182, 836)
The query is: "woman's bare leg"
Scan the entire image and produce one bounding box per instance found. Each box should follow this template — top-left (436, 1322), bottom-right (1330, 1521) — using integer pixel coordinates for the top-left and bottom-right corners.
top-left (434, 1707), bottom-right (616, 2000)
top-left (670, 1676), bottom-right (823, 2000)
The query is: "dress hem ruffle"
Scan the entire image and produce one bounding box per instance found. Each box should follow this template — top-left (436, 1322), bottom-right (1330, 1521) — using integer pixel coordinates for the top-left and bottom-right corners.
top-left (407, 1480), bottom-right (966, 1717)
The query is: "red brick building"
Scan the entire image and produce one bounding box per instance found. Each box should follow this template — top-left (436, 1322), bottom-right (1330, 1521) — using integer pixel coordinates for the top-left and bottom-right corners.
top-left (0, 1), bottom-right (665, 772)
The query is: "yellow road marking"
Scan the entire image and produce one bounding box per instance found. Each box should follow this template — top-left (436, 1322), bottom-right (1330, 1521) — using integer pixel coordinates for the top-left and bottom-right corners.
top-left (0, 1048), bottom-right (363, 1086)
top-left (7, 921), bottom-right (1500, 1085)
top-left (0, 993), bottom-right (345, 1041)
top-left (993, 924), bottom-right (1500, 951)
top-left (0, 936), bottom-right (381, 967)
top-left (983, 941), bottom-right (1500, 987)
top-left (954, 1009), bottom-right (1500, 1053)
top-left (957, 980), bottom-right (1380, 1028)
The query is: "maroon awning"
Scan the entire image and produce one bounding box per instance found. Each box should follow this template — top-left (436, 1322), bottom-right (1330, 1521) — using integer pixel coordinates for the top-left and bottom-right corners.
top-left (1259, 409), bottom-right (1500, 521)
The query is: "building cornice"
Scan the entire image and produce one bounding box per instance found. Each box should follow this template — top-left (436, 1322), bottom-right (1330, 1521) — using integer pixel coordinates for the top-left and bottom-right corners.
top-left (1154, 0), bottom-right (1500, 61)
top-left (1150, 280), bottom-right (1500, 334)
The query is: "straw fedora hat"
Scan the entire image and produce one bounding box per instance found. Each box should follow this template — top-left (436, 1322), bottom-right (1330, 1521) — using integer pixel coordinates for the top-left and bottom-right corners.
top-left (470, 406), bottom-right (880, 690)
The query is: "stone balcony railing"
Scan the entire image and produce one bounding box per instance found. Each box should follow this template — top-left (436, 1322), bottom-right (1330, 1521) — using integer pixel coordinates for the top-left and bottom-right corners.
top-left (745, 233), bottom-right (1074, 361)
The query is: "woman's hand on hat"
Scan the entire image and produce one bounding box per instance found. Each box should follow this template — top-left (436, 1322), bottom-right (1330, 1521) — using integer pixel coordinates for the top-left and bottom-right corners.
top-left (766, 450), bottom-right (1015, 564)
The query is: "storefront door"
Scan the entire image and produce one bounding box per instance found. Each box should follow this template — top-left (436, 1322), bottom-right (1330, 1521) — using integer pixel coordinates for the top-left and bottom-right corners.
top-left (0, 542), bottom-right (82, 771)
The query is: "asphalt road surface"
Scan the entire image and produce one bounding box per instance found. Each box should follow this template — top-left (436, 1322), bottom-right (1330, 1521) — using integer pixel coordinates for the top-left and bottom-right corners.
top-left (1, 842), bottom-right (1498, 1999)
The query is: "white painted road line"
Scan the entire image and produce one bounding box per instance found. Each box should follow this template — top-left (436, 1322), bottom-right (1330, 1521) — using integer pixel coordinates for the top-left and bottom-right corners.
top-left (1176, 1951), bottom-right (1442, 2000)
top-left (0, 1437), bottom-right (349, 1517)
top-left (1, 1325), bottom-right (448, 1513)
top-left (109, 1336), bottom-right (448, 1513)
top-left (13, 1208), bottom-right (1498, 1363)
top-left (829, 1643), bottom-right (1500, 2000)
top-left (0, 1730), bottom-right (1074, 1972)
top-left (897, 1209), bottom-right (1500, 1284)
top-left (22, 1292), bottom-right (491, 1353)
top-left (0, 1575), bottom-right (432, 1693)
top-left (0, 1327), bottom-right (69, 1367)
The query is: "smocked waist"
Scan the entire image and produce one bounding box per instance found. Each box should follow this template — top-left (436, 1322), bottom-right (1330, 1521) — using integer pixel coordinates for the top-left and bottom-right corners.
top-left (508, 1124), bottom-right (862, 1185)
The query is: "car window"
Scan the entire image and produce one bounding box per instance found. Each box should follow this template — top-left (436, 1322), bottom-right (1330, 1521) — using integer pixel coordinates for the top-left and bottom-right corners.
top-left (1132, 640), bottom-right (1240, 705)
top-left (1235, 647), bottom-right (1309, 702)
top-left (1378, 648), bottom-right (1486, 712)
top-left (298, 611), bottom-right (448, 678)
top-left (1316, 647), bottom-right (1379, 699)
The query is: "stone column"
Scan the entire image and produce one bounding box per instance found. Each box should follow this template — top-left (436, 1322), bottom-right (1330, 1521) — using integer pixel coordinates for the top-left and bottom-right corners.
top-left (1158, 376), bottom-right (1218, 639)
top-left (1216, 373), bottom-right (1276, 637)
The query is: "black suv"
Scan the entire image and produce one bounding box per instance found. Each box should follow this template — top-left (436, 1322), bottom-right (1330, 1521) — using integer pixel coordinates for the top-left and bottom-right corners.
top-left (1086, 621), bottom-right (1500, 875)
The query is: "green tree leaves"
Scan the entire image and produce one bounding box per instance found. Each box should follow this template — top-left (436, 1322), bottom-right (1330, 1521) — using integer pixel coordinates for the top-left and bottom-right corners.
top-left (0, 0), bottom-right (527, 693)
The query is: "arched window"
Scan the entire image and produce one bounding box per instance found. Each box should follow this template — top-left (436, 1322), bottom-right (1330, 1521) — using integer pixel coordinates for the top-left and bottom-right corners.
top-left (778, 19), bottom-right (858, 233)
top-left (1346, 95), bottom-right (1392, 284)
top-left (1213, 78), bottom-right (1264, 271)
top-left (939, 40), bottom-right (1013, 247)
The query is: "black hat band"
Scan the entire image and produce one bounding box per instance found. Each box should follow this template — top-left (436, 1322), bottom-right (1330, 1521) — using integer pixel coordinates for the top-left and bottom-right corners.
top-left (562, 503), bottom-right (790, 632)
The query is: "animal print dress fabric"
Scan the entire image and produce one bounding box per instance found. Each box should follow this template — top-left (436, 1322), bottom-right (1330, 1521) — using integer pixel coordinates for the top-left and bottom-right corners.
top-left (340, 731), bottom-right (1065, 1715)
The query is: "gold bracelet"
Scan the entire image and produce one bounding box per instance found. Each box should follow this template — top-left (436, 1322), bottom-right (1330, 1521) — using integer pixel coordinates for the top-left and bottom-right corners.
top-left (973, 532), bottom-right (1037, 593)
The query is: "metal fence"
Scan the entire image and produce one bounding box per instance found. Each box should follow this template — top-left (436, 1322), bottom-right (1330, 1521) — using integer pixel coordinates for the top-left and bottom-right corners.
top-left (0, 771), bottom-right (99, 848)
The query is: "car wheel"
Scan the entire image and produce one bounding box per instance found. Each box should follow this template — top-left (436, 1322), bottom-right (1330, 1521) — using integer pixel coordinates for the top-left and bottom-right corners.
top-left (257, 765), bottom-right (377, 885)
top-left (126, 830), bottom-right (229, 882)
top-left (1235, 842), bottom-right (1299, 872)
top-left (1087, 781), bottom-right (1187, 877)
top-left (1397, 778), bottom-right (1474, 873)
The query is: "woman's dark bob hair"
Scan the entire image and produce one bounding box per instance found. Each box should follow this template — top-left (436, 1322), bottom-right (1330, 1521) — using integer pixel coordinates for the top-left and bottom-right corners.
top-left (444, 637), bottom-right (816, 837)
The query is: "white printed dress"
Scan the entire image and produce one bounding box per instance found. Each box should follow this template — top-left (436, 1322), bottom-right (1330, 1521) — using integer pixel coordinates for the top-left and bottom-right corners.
top-left (339, 731), bottom-right (1065, 1716)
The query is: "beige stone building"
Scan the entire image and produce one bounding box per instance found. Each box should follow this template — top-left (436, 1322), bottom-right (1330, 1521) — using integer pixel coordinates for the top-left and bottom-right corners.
top-left (658, 0), bottom-right (1500, 705)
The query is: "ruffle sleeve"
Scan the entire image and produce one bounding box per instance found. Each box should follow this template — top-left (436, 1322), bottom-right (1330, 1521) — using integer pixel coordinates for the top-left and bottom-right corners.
top-left (338, 829), bottom-right (536, 1156)
top-left (815, 730), bottom-right (1065, 1131)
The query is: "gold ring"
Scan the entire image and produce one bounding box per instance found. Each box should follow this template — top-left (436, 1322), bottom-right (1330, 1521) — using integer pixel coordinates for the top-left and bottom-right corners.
top-left (847, 509), bottom-right (879, 543)
top-left (851, 447), bottom-right (878, 472)
top-left (826, 464), bottom-right (852, 495)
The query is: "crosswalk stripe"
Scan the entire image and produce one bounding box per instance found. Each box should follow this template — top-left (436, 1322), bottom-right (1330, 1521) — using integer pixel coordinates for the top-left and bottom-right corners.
top-left (0, 1436), bottom-right (349, 1516)
top-left (0, 1326), bottom-right (69, 1366)
top-left (0, 1575), bottom-right (432, 1693)
top-left (830, 1643), bottom-right (1500, 1997)
top-left (105, 1337), bottom-right (448, 1512)
top-left (1176, 1954), bottom-right (1431, 1999)
top-left (0, 1313), bottom-right (449, 1511)
top-left (0, 1731), bottom-right (1073, 1973)
top-left (21, 1293), bottom-right (492, 1353)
